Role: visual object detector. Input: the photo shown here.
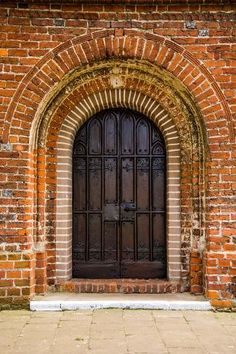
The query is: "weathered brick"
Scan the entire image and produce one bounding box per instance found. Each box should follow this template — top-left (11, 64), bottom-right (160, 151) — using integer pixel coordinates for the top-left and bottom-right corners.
top-left (0, 0), bottom-right (235, 310)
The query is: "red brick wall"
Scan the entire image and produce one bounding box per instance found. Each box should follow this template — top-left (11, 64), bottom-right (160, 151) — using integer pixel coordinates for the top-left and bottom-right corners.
top-left (0, 0), bottom-right (235, 309)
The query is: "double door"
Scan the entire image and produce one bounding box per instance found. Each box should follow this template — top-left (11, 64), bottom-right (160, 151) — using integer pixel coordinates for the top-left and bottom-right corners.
top-left (72, 108), bottom-right (166, 278)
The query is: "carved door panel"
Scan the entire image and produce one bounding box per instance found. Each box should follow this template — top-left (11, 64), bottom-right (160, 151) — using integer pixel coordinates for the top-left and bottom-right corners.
top-left (73, 108), bottom-right (166, 278)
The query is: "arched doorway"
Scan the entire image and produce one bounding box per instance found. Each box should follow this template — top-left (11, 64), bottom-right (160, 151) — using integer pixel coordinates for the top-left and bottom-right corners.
top-left (72, 108), bottom-right (166, 279)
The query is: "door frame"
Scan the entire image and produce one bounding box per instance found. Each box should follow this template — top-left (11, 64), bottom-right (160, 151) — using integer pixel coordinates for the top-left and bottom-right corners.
top-left (55, 90), bottom-right (181, 284)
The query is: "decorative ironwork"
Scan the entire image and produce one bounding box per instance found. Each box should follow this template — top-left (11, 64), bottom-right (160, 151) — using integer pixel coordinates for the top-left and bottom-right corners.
top-left (74, 142), bottom-right (86, 155)
top-left (122, 161), bottom-right (133, 172)
top-left (153, 142), bottom-right (165, 155)
top-left (89, 158), bottom-right (101, 170)
top-left (74, 158), bottom-right (86, 175)
top-left (105, 159), bottom-right (115, 171)
top-left (153, 157), bottom-right (165, 176)
top-left (137, 158), bottom-right (149, 170)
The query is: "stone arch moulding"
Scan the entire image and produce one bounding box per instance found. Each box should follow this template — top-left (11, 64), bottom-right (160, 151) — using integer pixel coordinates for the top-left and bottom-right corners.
top-left (36, 58), bottom-right (207, 292)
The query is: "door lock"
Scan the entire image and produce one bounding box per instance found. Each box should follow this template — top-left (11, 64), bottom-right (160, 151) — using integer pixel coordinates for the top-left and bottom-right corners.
top-left (123, 202), bottom-right (136, 211)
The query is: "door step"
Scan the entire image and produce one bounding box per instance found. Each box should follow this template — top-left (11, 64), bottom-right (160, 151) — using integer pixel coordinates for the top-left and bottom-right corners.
top-left (30, 293), bottom-right (211, 311)
top-left (55, 278), bottom-right (182, 294)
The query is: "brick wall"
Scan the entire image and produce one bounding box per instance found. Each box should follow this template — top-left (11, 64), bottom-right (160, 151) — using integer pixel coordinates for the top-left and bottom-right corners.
top-left (0, 0), bottom-right (235, 309)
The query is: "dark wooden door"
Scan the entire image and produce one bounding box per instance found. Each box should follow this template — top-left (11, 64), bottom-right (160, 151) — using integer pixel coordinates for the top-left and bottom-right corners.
top-left (73, 108), bottom-right (166, 279)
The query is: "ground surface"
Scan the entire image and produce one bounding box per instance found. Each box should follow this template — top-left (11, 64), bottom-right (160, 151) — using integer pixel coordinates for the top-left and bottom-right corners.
top-left (0, 309), bottom-right (236, 354)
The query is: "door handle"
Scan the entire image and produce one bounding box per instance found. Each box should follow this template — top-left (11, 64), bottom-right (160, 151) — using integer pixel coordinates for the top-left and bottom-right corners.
top-left (122, 203), bottom-right (136, 211)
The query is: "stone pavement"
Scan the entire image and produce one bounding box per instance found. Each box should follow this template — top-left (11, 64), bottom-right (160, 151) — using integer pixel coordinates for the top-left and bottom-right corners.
top-left (0, 309), bottom-right (236, 354)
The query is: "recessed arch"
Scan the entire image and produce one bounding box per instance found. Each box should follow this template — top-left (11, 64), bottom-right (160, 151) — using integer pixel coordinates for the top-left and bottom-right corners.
top-left (54, 89), bottom-right (181, 282)
top-left (29, 57), bottom-right (209, 290)
top-left (8, 32), bottom-right (212, 291)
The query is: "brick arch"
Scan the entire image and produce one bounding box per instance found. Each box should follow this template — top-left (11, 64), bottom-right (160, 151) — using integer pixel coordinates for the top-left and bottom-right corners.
top-left (37, 60), bottom-right (203, 155)
top-left (6, 29), bottom-right (219, 293)
top-left (3, 29), bottom-right (234, 144)
top-left (33, 61), bottom-right (207, 286)
top-left (25, 49), bottom-right (210, 292)
top-left (36, 80), bottom-right (206, 292)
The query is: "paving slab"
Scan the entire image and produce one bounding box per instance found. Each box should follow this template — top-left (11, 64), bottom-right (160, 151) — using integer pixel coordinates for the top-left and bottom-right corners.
top-left (0, 309), bottom-right (235, 354)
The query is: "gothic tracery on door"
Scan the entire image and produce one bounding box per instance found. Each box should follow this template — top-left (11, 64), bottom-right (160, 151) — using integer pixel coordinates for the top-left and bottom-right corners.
top-left (72, 108), bottom-right (166, 279)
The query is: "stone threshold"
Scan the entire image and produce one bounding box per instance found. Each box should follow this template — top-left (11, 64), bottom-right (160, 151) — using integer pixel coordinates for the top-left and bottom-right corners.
top-left (30, 293), bottom-right (212, 311)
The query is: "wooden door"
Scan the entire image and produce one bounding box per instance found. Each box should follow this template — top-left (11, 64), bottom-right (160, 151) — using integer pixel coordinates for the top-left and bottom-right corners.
top-left (73, 108), bottom-right (166, 279)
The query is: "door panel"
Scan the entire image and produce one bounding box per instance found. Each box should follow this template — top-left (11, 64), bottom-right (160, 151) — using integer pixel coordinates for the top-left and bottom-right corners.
top-left (73, 108), bottom-right (166, 279)
top-left (121, 158), bottom-right (134, 205)
top-left (121, 115), bottom-right (134, 154)
top-left (137, 119), bottom-right (149, 154)
top-left (104, 158), bottom-right (117, 203)
top-left (121, 221), bottom-right (135, 261)
top-left (88, 158), bottom-right (102, 210)
top-left (73, 213), bottom-right (86, 261)
top-left (137, 214), bottom-right (150, 261)
top-left (89, 119), bottom-right (101, 154)
top-left (137, 157), bottom-right (149, 210)
top-left (104, 222), bottom-right (118, 261)
top-left (153, 214), bottom-right (166, 261)
top-left (152, 157), bottom-right (165, 210)
top-left (105, 114), bottom-right (117, 154)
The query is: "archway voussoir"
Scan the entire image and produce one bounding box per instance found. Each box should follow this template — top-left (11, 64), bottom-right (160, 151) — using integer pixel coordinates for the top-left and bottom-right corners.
top-left (19, 98), bottom-right (38, 113)
top-left (67, 46), bottom-right (82, 67)
top-left (143, 39), bottom-right (154, 61)
top-left (48, 60), bottom-right (65, 81)
top-left (92, 29), bottom-right (114, 40)
top-left (149, 43), bottom-right (161, 63)
top-left (58, 50), bottom-right (75, 71)
top-left (119, 36), bottom-right (128, 58)
top-left (54, 54), bottom-right (70, 74)
top-left (178, 64), bottom-right (194, 82)
top-left (37, 68), bottom-right (56, 88)
top-left (104, 36), bottom-right (114, 58)
top-left (162, 49), bottom-right (175, 69)
top-left (96, 37), bottom-right (107, 60)
top-left (81, 42), bottom-right (95, 63)
top-left (155, 46), bottom-right (169, 66)
top-left (172, 59), bottom-right (189, 78)
top-left (182, 73), bottom-right (195, 88)
top-left (135, 37), bottom-right (146, 60)
top-left (52, 39), bottom-right (71, 57)
top-left (166, 52), bottom-right (183, 72)
top-left (71, 33), bottom-right (93, 46)
top-left (165, 39), bottom-right (184, 54)
top-left (144, 31), bottom-right (164, 44)
top-left (88, 39), bottom-right (102, 61)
